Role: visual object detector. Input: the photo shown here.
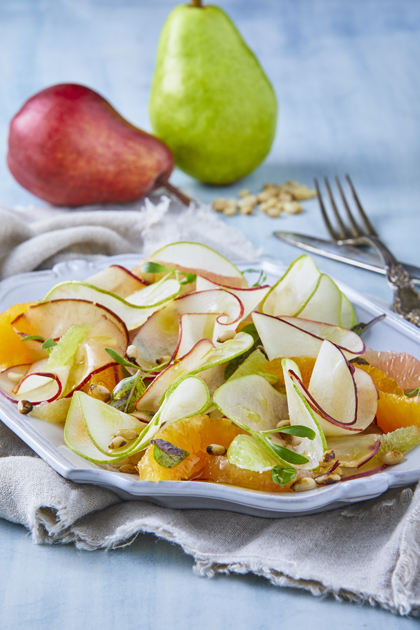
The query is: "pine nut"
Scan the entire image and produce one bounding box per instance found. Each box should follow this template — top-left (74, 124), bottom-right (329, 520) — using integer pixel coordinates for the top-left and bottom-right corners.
top-left (266, 206), bottom-right (282, 218)
top-left (126, 345), bottom-right (138, 361)
top-left (108, 436), bottom-right (127, 449)
top-left (315, 472), bottom-right (341, 486)
top-left (89, 384), bottom-right (111, 402)
top-left (7, 371), bottom-right (23, 383)
top-left (119, 464), bottom-right (137, 474)
top-left (212, 198), bottom-right (228, 212)
top-left (217, 329), bottom-right (236, 343)
top-left (283, 201), bottom-right (303, 215)
top-left (223, 204), bottom-right (237, 217)
top-left (276, 420), bottom-right (291, 429)
top-left (114, 429), bottom-right (138, 441)
top-left (131, 411), bottom-right (153, 423)
top-left (379, 450), bottom-right (405, 465)
top-left (239, 189), bottom-right (251, 198)
top-left (291, 477), bottom-right (317, 492)
top-left (18, 399), bottom-right (33, 414)
top-left (239, 204), bottom-right (254, 215)
top-left (320, 449), bottom-right (335, 465)
top-left (206, 444), bottom-right (227, 456)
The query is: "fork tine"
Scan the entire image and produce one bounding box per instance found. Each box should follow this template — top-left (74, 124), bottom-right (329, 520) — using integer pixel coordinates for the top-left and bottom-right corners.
top-left (345, 175), bottom-right (378, 237)
top-left (324, 177), bottom-right (352, 239)
top-left (314, 178), bottom-right (339, 240)
top-left (335, 176), bottom-right (361, 237)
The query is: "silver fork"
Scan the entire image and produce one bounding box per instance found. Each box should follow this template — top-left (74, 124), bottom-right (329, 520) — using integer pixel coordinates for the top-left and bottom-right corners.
top-left (315, 175), bottom-right (420, 327)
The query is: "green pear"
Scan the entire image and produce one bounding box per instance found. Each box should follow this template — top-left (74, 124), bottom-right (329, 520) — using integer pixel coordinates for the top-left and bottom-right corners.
top-left (149, 2), bottom-right (277, 184)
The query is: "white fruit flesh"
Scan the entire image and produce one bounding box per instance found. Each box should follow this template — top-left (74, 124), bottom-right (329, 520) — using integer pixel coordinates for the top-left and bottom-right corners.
top-left (282, 359), bottom-right (326, 469)
top-left (326, 434), bottom-right (380, 468)
top-left (85, 264), bottom-right (147, 298)
top-left (261, 255), bottom-right (320, 316)
top-left (196, 275), bottom-right (270, 321)
top-left (131, 289), bottom-right (243, 368)
top-left (149, 241), bottom-right (245, 282)
top-left (42, 279), bottom-right (181, 331)
top-left (213, 374), bottom-right (289, 433)
top-left (340, 293), bottom-right (357, 329)
top-left (296, 274), bottom-right (342, 325)
top-left (252, 312), bottom-right (364, 360)
top-left (174, 313), bottom-right (219, 359)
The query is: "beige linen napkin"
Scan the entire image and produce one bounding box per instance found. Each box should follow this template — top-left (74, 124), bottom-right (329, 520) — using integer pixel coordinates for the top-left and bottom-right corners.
top-left (0, 197), bottom-right (419, 617)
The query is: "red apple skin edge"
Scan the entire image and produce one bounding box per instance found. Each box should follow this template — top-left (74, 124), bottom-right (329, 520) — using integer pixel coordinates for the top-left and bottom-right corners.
top-left (7, 84), bottom-right (176, 207)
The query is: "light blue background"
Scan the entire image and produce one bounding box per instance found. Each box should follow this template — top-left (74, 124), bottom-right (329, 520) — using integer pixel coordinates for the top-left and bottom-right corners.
top-left (1, 0), bottom-right (420, 627)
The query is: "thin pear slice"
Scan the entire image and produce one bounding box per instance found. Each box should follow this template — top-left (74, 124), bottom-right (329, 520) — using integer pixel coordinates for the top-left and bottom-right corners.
top-left (85, 264), bottom-right (147, 298)
top-left (282, 359), bottom-right (326, 469)
top-left (289, 340), bottom-right (378, 437)
top-left (131, 289), bottom-right (244, 369)
top-left (42, 278), bottom-right (181, 331)
top-left (340, 293), bottom-right (357, 329)
top-left (213, 374), bottom-right (289, 432)
top-left (252, 312), bottom-right (365, 360)
top-left (261, 255), bottom-right (320, 316)
top-left (196, 275), bottom-right (270, 320)
top-left (296, 274), bottom-right (342, 325)
top-left (145, 241), bottom-right (247, 287)
top-left (175, 313), bottom-right (219, 360)
top-left (64, 391), bottom-right (145, 464)
top-left (136, 332), bottom-right (254, 413)
top-left (13, 299), bottom-right (129, 345)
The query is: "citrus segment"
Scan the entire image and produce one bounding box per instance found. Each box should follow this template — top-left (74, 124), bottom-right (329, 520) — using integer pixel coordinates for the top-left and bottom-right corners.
top-left (356, 364), bottom-right (404, 396)
top-left (138, 415), bottom-right (245, 481)
top-left (81, 364), bottom-right (124, 397)
top-left (0, 302), bottom-right (36, 369)
top-left (376, 392), bottom-right (420, 433)
top-left (379, 425), bottom-right (420, 454)
top-left (199, 456), bottom-right (292, 492)
top-left (261, 356), bottom-right (316, 388)
top-left (363, 348), bottom-right (420, 392)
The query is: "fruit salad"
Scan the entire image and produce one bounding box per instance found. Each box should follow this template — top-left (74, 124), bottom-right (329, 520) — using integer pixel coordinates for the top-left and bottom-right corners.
top-left (1, 242), bottom-right (420, 494)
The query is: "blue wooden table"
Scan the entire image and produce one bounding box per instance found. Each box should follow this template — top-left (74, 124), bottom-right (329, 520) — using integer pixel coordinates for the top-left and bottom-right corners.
top-left (1, 1), bottom-right (420, 627)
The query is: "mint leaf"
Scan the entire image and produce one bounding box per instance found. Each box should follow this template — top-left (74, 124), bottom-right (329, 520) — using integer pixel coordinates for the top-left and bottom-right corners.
top-left (271, 465), bottom-right (297, 486)
top-left (142, 261), bottom-right (196, 285)
top-left (269, 442), bottom-right (309, 465)
top-left (41, 338), bottom-right (58, 353)
top-left (243, 268), bottom-right (268, 287)
top-left (105, 348), bottom-right (140, 370)
top-left (262, 425), bottom-right (316, 440)
top-left (20, 335), bottom-right (45, 343)
top-left (152, 439), bottom-right (190, 468)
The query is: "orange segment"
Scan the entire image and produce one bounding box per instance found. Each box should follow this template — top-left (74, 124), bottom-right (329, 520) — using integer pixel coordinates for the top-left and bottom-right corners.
top-left (376, 393), bottom-right (420, 433)
top-left (0, 302), bottom-right (36, 370)
top-left (81, 364), bottom-right (124, 397)
top-left (261, 356), bottom-right (316, 389)
top-left (199, 456), bottom-right (292, 493)
top-left (138, 415), bottom-right (245, 481)
top-left (356, 364), bottom-right (404, 396)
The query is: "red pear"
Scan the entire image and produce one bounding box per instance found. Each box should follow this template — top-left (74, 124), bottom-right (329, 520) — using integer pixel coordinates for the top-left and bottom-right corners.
top-left (7, 84), bottom-right (175, 207)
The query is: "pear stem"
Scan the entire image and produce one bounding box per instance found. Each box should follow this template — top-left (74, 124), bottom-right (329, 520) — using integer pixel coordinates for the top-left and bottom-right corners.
top-left (190, 0), bottom-right (202, 7)
top-left (161, 180), bottom-right (193, 207)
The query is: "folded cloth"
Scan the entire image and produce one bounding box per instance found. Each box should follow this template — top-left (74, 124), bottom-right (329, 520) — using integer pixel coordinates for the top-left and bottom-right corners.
top-left (0, 197), bottom-right (419, 617)
top-left (0, 194), bottom-right (261, 278)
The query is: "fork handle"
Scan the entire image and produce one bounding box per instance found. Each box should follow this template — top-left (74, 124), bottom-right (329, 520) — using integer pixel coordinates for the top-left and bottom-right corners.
top-left (361, 235), bottom-right (420, 325)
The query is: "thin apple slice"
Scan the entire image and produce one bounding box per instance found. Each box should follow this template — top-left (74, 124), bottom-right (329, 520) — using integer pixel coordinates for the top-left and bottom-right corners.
top-left (281, 359), bottom-right (327, 469)
top-left (30, 397), bottom-right (72, 424)
top-left (288, 340), bottom-right (378, 437)
top-left (296, 274), bottom-right (342, 325)
top-left (260, 255), bottom-right (320, 316)
top-left (196, 275), bottom-right (270, 320)
top-left (42, 278), bottom-right (181, 331)
top-left (252, 312), bottom-right (365, 360)
top-left (0, 363), bottom-right (63, 405)
top-left (340, 293), bottom-right (357, 329)
top-left (136, 332), bottom-right (254, 413)
top-left (175, 313), bottom-right (219, 360)
top-left (12, 299), bottom-right (129, 345)
top-left (85, 264), bottom-right (148, 298)
top-left (131, 289), bottom-right (244, 369)
top-left (145, 241), bottom-right (247, 288)
top-left (326, 434), bottom-right (380, 468)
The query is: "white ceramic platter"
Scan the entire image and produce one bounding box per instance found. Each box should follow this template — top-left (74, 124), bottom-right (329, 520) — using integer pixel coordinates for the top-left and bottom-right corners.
top-left (1, 255), bottom-right (420, 518)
